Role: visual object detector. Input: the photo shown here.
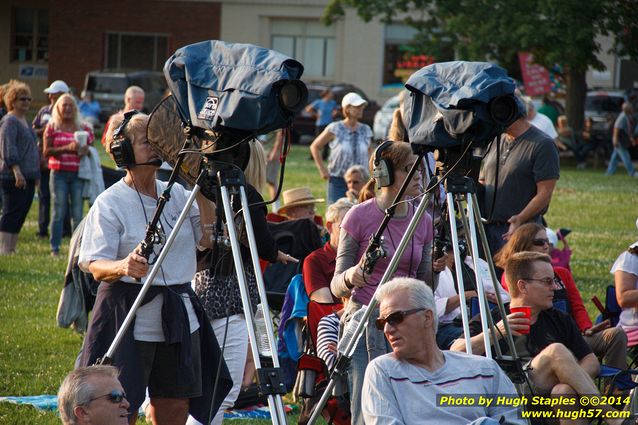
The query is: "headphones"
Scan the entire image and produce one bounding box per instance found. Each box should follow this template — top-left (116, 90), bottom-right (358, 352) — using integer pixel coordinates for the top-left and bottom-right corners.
top-left (373, 140), bottom-right (394, 189)
top-left (110, 110), bottom-right (140, 167)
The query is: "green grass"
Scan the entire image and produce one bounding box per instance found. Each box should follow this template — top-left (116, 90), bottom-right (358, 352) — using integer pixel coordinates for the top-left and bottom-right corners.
top-left (0, 144), bottom-right (636, 423)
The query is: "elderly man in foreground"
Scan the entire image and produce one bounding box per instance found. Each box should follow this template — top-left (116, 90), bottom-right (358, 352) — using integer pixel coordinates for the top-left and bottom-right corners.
top-left (362, 277), bottom-right (525, 425)
top-left (58, 365), bottom-right (130, 425)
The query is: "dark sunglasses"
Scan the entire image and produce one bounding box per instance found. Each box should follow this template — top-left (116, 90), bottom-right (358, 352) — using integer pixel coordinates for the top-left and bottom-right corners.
top-left (531, 238), bottom-right (550, 247)
top-left (18, 97), bottom-right (32, 102)
top-left (87, 389), bottom-right (127, 404)
top-left (375, 308), bottom-right (425, 330)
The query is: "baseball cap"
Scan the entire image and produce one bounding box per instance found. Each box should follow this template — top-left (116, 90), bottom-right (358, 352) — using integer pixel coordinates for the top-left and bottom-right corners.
top-left (341, 92), bottom-right (367, 109)
top-left (44, 80), bottom-right (70, 94)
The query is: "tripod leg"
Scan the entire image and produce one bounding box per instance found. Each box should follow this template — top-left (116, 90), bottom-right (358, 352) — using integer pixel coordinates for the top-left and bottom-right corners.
top-left (446, 192), bottom-right (474, 355)
top-left (238, 185), bottom-right (288, 423)
top-left (218, 185), bottom-right (287, 425)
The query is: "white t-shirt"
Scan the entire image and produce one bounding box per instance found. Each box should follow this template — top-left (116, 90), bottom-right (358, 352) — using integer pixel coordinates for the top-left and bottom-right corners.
top-left (611, 247), bottom-right (638, 330)
top-left (434, 256), bottom-right (510, 324)
top-left (79, 179), bottom-right (201, 341)
top-left (529, 112), bottom-right (557, 139)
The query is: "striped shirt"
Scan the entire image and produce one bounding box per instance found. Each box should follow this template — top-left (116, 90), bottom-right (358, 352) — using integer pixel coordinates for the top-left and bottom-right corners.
top-left (45, 125), bottom-right (94, 172)
top-left (317, 312), bottom-right (340, 371)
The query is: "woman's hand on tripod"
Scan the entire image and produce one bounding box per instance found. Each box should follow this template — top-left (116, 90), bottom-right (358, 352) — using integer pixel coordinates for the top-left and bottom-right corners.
top-left (276, 251), bottom-right (298, 264)
top-left (344, 264), bottom-right (366, 289)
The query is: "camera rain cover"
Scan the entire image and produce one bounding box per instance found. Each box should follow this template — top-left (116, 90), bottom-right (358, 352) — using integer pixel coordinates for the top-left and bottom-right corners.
top-left (164, 40), bottom-right (305, 136)
top-left (403, 61), bottom-right (522, 149)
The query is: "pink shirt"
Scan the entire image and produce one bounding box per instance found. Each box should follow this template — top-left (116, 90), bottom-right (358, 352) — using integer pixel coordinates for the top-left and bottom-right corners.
top-left (341, 198), bottom-right (433, 305)
top-left (45, 125), bottom-right (94, 172)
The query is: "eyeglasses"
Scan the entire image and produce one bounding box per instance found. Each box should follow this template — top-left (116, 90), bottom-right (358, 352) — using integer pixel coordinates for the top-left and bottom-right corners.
top-left (522, 277), bottom-right (557, 288)
top-left (375, 308), bottom-right (425, 330)
top-left (87, 389), bottom-right (127, 404)
top-left (18, 97), bottom-right (32, 102)
top-left (531, 238), bottom-right (550, 247)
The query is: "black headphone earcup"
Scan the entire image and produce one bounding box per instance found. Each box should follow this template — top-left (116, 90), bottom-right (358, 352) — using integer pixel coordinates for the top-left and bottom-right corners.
top-left (111, 138), bottom-right (135, 168)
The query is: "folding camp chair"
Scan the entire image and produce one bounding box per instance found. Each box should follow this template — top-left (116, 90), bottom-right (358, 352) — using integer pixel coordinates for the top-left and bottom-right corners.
top-left (296, 300), bottom-right (350, 425)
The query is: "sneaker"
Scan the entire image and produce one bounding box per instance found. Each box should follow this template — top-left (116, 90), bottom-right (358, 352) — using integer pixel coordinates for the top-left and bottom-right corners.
top-left (36, 232), bottom-right (49, 239)
top-left (50, 250), bottom-right (59, 257)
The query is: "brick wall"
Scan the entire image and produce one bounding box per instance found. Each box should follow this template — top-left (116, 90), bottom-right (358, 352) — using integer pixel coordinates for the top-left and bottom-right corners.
top-left (49, 0), bottom-right (221, 93)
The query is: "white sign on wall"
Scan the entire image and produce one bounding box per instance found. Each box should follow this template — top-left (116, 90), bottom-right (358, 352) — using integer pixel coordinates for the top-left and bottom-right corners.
top-left (18, 65), bottom-right (48, 80)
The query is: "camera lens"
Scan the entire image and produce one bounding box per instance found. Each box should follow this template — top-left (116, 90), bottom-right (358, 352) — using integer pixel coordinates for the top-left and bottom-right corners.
top-left (278, 80), bottom-right (308, 113)
top-left (489, 95), bottom-right (518, 127)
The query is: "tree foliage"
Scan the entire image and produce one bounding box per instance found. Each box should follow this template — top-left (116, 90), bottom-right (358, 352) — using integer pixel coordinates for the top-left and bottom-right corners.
top-left (323, 0), bottom-right (638, 128)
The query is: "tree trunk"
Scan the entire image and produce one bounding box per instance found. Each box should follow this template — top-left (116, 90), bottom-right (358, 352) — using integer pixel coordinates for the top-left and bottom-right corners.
top-left (566, 68), bottom-right (587, 132)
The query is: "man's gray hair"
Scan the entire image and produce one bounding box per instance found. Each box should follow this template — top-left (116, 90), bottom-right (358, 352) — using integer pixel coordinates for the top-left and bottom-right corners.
top-left (375, 277), bottom-right (438, 330)
top-left (344, 164), bottom-right (369, 180)
top-left (58, 365), bottom-right (120, 425)
top-left (325, 198), bottom-right (354, 223)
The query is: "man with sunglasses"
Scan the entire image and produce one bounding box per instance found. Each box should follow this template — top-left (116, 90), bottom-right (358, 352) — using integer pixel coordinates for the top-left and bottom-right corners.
top-left (361, 277), bottom-right (524, 425)
top-left (451, 252), bottom-right (626, 424)
top-left (58, 365), bottom-right (130, 425)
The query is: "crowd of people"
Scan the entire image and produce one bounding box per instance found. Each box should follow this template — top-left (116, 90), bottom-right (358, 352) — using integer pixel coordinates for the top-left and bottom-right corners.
top-left (2, 76), bottom-right (637, 425)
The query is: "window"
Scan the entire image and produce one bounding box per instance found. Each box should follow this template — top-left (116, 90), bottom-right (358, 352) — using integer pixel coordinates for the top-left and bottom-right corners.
top-left (271, 19), bottom-right (336, 79)
top-left (105, 33), bottom-right (168, 71)
top-left (11, 8), bottom-right (48, 62)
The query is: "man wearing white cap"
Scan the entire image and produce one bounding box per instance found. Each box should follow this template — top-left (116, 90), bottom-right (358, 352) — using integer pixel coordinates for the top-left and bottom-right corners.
top-left (310, 92), bottom-right (373, 205)
top-left (33, 80), bottom-right (70, 238)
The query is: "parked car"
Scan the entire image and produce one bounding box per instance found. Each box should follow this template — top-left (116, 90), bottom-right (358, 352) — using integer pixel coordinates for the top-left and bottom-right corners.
top-left (82, 70), bottom-right (167, 122)
top-left (373, 94), bottom-right (401, 141)
top-left (292, 82), bottom-right (380, 144)
top-left (584, 90), bottom-right (626, 139)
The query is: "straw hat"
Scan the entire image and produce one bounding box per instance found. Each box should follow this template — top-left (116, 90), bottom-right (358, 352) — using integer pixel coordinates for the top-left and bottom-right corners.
top-left (278, 187), bottom-right (324, 214)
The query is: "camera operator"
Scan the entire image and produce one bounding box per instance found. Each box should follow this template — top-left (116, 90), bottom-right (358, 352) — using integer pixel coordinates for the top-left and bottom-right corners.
top-left (480, 105), bottom-right (560, 255)
top-left (77, 112), bottom-right (231, 425)
top-left (330, 141), bottom-right (444, 425)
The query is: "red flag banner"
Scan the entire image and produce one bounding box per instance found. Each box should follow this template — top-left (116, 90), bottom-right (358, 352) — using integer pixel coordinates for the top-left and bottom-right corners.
top-left (518, 52), bottom-right (551, 96)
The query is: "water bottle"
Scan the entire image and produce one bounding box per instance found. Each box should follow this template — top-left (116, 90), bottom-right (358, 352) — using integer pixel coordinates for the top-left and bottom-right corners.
top-left (254, 303), bottom-right (272, 357)
top-left (337, 305), bottom-right (367, 355)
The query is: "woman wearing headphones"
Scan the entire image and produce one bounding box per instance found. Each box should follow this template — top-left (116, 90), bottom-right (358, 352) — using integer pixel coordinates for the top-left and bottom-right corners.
top-left (309, 92), bottom-right (373, 205)
top-left (77, 111), bottom-right (231, 425)
top-left (330, 140), bottom-right (442, 425)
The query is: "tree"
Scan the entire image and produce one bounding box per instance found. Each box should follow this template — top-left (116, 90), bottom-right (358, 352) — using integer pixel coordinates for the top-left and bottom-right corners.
top-left (323, 0), bottom-right (638, 130)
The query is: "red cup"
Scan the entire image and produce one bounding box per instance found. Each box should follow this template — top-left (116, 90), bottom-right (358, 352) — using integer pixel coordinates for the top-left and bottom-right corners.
top-left (510, 306), bottom-right (531, 334)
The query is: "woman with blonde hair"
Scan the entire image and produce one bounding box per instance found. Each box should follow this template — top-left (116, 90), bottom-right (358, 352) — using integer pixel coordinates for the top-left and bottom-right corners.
top-left (43, 93), bottom-right (94, 256)
top-left (0, 80), bottom-right (39, 254)
top-left (310, 92), bottom-right (373, 204)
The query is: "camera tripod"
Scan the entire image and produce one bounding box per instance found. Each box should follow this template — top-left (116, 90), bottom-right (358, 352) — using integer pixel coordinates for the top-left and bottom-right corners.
top-left (99, 153), bottom-right (288, 425)
top-left (307, 148), bottom-right (526, 425)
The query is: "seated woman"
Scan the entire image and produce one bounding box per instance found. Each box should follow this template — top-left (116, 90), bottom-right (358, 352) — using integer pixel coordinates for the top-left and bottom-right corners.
top-left (612, 219), bottom-right (638, 347)
top-left (495, 223), bottom-right (628, 371)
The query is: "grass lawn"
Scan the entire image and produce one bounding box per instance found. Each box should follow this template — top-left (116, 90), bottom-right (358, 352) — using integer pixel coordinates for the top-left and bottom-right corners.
top-left (0, 141), bottom-right (637, 423)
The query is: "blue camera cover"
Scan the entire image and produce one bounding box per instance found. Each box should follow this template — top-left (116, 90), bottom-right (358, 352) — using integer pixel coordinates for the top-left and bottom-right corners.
top-left (164, 40), bottom-right (305, 135)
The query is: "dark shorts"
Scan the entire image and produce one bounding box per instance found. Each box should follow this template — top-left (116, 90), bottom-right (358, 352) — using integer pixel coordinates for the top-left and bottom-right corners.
top-left (136, 330), bottom-right (202, 398)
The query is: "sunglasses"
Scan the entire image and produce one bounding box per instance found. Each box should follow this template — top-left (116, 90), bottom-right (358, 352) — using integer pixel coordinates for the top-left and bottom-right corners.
top-left (375, 308), bottom-right (425, 330)
top-left (18, 97), bottom-right (32, 102)
top-left (87, 389), bottom-right (127, 404)
top-left (531, 238), bottom-right (550, 247)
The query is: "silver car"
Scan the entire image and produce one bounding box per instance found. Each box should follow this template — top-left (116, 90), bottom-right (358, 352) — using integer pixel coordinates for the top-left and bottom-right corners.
top-left (373, 94), bottom-right (401, 141)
